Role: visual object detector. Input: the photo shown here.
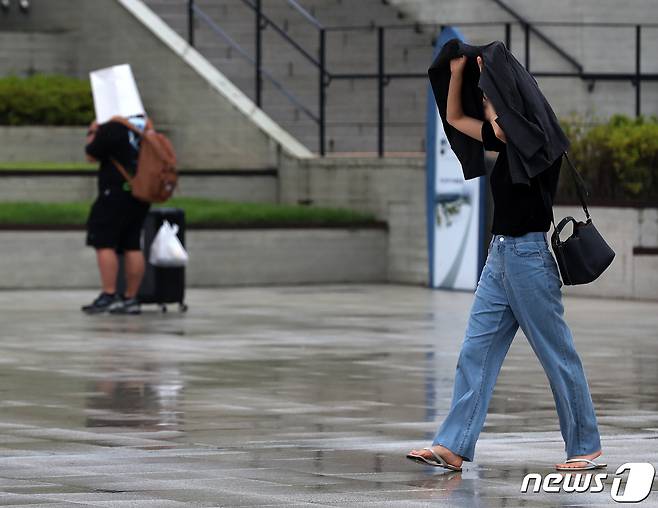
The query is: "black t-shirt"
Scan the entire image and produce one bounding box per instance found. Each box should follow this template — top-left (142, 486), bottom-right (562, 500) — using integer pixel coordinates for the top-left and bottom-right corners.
top-left (481, 120), bottom-right (560, 236)
top-left (85, 121), bottom-right (141, 193)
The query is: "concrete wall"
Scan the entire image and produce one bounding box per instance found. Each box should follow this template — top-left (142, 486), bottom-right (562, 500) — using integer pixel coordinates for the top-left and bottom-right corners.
top-left (0, 228), bottom-right (387, 289)
top-left (174, 172), bottom-right (277, 203)
top-left (0, 30), bottom-right (76, 76)
top-left (278, 154), bottom-right (658, 299)
top-left (187, 229), bottom-right (387, 286)
top-left (0, 172), bottom-right (278, 203)
top-left (0, 127), bottom-right (87, 164)
top-left (0, 0), bottom-right (310, 169)
top-left (279, 154), bottom-right (428, 284)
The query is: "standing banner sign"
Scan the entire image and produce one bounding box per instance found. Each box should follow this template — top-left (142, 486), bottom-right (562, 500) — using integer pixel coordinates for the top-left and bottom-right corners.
top-left (426, 27), bottom-right (488, 290)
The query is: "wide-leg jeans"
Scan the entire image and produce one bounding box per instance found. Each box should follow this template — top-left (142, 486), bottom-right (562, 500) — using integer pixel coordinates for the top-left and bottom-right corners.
top-left (432, 230), bottom-right (602, 462)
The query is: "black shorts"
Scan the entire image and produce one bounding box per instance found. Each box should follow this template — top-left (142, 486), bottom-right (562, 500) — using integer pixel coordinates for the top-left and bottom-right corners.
top-left (86, 188), bottom-right (151, 253)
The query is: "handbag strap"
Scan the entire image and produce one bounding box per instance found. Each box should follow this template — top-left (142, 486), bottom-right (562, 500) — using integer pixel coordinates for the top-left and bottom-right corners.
top-left (538, 151), bottom-right (591, 230)
top-left (563, 151), bottom-right (591, 220)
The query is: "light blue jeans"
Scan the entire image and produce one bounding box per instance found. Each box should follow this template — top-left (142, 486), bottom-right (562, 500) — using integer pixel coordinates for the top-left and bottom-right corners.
top-left (433, 230), bottom-right (602, 462)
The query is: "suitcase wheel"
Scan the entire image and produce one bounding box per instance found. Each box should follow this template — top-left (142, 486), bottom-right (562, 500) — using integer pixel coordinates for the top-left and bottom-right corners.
top-left (179, 303), bottom-right (189, 313)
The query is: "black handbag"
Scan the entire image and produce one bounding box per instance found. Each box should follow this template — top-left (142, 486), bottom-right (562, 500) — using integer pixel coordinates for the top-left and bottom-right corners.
top-left (538, 152), bottom-right (615, 285)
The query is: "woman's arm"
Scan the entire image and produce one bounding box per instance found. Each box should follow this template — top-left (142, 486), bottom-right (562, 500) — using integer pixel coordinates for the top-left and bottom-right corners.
top-left (85, 120), bottom-right (98, 162)
top-left (491, 117), bottom-right (507, 144)
top-left (446, 55), bottom-right (483, 142)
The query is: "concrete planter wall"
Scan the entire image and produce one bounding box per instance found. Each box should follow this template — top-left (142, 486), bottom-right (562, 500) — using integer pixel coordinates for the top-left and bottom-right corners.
top-left (280, 154), bottom-right (428, 285)
top-left (0, 228), bottom-right (387, 289)
top-left (0, 153), bottom-right (655, 299)
top-left (279, 154), bottom-right (658, 300)
top-left (0, 126), bottom-right (87, 164)
top-left (554, 206), bottom-right (658, 301)
top-left (0, 170), bottom-right (278, 203)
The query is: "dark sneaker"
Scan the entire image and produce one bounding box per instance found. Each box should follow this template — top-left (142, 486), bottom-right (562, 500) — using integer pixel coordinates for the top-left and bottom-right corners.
top-left (81, 292), bottom-right (120, 314)
top-left (109, 296), bottom-right (142, 315)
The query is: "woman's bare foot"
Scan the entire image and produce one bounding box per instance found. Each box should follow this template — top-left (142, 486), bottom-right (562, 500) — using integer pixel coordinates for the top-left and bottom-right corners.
top-left (408, 444), bottom-right (463, 469)
top-left (555, 449), bottom-right (603, 469)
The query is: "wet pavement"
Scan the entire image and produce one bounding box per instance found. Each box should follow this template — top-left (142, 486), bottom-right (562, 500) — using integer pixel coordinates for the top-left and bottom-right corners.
top-left (0, 285), bottom-right (656, 507)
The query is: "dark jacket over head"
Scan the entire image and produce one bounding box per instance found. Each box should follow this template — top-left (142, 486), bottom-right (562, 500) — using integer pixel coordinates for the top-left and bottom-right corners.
top-left (428, 38), bottom-right (570, 186)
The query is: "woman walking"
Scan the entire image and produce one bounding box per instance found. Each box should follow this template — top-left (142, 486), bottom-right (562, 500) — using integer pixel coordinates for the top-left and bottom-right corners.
top-left (407, 54), bottom-right (605, 472)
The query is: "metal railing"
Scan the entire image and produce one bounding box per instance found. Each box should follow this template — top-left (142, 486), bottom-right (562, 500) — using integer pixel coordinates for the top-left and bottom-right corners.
top-left (187, 0), bottom-right (328, 153)
top-left (490, 0), bottom-right (582, 73)
top-left (185, 2), bottom-right (658, 156)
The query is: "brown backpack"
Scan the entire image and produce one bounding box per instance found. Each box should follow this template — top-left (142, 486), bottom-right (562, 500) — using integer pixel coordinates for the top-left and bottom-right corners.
top-left (109, 116), bottom-right (178, 203)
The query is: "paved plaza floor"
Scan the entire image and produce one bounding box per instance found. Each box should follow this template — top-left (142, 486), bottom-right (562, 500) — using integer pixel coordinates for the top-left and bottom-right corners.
top-left (0, 285), bottom-right (656, 507)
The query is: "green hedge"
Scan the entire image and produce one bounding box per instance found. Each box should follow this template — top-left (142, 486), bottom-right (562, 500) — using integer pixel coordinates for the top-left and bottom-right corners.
top-left (559, 113), bottom-right (658, 204)
top-left (0, 162), bottom-right (96, 171)
top-left (0, 198), bottom-right (381, 228)
top-left (0, 75), bottom-right (94, 126)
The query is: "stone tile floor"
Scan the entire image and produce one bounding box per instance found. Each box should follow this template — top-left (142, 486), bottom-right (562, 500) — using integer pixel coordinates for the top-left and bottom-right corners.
top-left (0, 285), bottom-right (656, 507)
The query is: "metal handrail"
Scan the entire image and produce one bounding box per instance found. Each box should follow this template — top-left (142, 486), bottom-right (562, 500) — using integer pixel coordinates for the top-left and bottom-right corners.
top-left (191, 3), bottom-right (319, 123)
top-left (491, 0), bottom-right (583, 72)
top-left (323, 20), bottom-right (658, 30)
top-left (242, 0), bottom-right (326, 30)
top-left (238, 0), bottom-right (322, 70)
top-left (188, 0), bottom-right (327, 153)
top-left (285, 0), bottom-right (325, 30)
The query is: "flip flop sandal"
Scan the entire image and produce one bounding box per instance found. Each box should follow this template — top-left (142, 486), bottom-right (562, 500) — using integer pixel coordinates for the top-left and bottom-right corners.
top-left (555, 457), bottom-right (607, 471)
top-left (406, 447), bottom-right (463, 472)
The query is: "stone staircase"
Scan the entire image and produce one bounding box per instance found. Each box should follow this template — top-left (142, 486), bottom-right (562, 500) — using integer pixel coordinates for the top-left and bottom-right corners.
top-left (144, 0), bottom-right (658, 155)
top-left (143, 0), bottom-right (455, 154)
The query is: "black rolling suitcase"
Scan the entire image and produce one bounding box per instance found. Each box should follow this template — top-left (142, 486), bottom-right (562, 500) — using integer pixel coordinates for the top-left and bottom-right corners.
top-left (118, 208), bottom-right (188, 313)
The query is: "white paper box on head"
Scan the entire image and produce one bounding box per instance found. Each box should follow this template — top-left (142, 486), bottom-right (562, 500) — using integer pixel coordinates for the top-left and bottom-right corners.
top-left (90, 64), bottom-right (145, 124)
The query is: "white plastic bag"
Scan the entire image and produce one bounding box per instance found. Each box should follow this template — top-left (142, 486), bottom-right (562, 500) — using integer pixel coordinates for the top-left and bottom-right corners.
top-left (149, 221), bottom-right (189, 267)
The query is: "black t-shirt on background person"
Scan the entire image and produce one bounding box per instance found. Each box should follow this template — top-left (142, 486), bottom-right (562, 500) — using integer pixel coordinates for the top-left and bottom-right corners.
top-left (84, 119), bottom-right (150, 252)
top-left (481, 120), bottom-right (560, 237)
top-left (85, 120), bottom-right (141, 193)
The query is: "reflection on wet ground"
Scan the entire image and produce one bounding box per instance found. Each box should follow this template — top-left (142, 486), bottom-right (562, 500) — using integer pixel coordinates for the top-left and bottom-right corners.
top-left (0, 285), bottom-right (656, 506)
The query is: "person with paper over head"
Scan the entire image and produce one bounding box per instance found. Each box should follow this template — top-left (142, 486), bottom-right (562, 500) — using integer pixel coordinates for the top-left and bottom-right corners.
top-left (82, 64), bottom-right (150, 315)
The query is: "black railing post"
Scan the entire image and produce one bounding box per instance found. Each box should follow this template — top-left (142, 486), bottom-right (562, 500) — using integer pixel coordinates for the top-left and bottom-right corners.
top-left (188, 0), bottom-right (195, 47)
top-left (635, 24), bottom-right (641, 117)
top-left (377, 26), bottom-right (385, 157)
top-left (255, 0), bottom-right (262, 107)
top-left (524, 22), bottom-right (530, 70)
top-left (319, 28), bottom-right (326, 156)
top-left (505, 22), bottom-right (511, 51)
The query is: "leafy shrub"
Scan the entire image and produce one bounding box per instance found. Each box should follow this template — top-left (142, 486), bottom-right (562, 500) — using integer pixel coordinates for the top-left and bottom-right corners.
top-left (0, 198), bottom-right (381, 227)
top-left (559, 113), bottom-right (658, 204)
top-left (0, 74), bottom-right (94, 126)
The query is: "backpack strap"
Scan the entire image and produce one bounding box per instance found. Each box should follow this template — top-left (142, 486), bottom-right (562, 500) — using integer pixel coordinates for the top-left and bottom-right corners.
top-left (110, 157), bottom-right (133, 185)
top-left (106, 116), bottom-right (153, 184)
